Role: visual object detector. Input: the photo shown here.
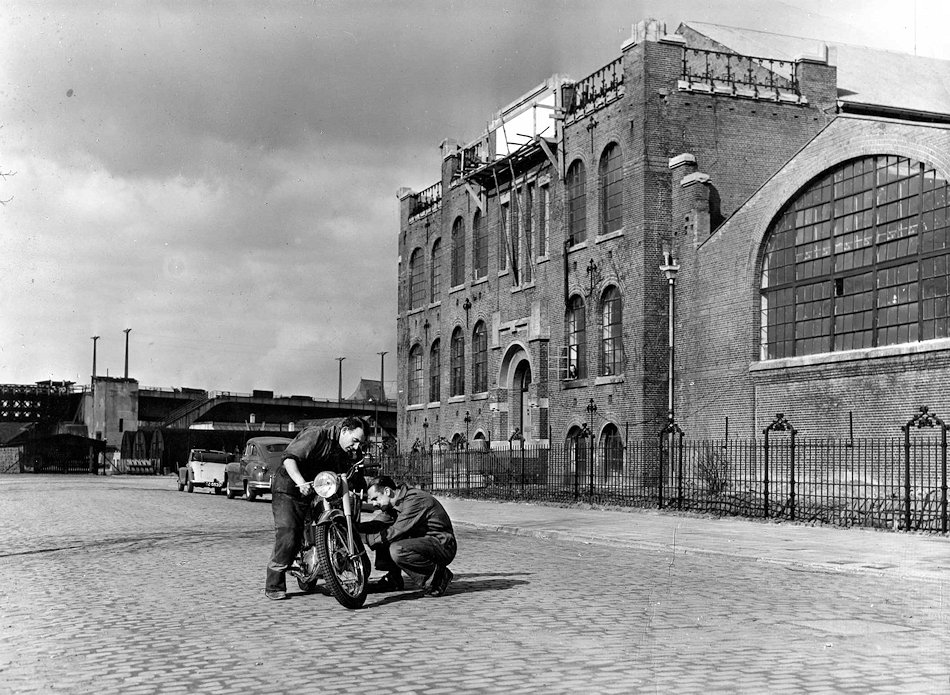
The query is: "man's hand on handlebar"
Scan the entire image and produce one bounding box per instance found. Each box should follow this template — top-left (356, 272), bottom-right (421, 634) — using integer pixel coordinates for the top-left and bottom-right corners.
top-left (297, 481), bottom-right (314, 496)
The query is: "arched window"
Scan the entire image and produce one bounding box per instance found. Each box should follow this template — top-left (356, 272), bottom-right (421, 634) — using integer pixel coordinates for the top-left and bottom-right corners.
top-left (450, 327), bottom-right (465, 396)
top-left (472, 211), bottom-right (487, 280)
top-left (568, 295), bottom-right (586, 379)
top-left (600, 286), bottom-right (622, 376)
top-left (472, 321), bottom-right (488, 392)
top-left (599, 143), bottom-right (623, 235)
top-left (430, 238), bottom-right (442, 304)
top-left (429, 339), bottom-right (441, 403)
top-left (761, 155), bottom-right (950, 359)
top-left (451, 217), bottom-right (465, 287)
top-left (600, 423), bottom-right (624, 477)
top-left (567, 159), bottom-right (587, 245)
top-left (408, 248), bottom-right (424, 311)
top-left (408, 344), bottom-right (423, 404)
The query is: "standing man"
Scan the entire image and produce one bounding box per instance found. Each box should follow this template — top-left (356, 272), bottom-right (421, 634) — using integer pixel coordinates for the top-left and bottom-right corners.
top-left (361, 475), bottom-right (457, 597)
top-left (264, 416), bottom-right (367, 600)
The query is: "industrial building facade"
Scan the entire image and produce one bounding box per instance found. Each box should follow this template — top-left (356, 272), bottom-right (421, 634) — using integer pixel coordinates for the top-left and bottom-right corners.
top-left (395, 19), bottom-right (950, 453)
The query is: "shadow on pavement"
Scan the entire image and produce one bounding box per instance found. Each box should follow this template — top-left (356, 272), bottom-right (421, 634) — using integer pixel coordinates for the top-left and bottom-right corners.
top-left (367, 573), bottom-right (531, 607)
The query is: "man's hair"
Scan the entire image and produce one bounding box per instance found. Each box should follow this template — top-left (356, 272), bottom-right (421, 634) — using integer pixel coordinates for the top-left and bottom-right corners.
top-left (366, 474), bottom-right (397, 492)
top-left (341, 416), bottom-right (369, 433)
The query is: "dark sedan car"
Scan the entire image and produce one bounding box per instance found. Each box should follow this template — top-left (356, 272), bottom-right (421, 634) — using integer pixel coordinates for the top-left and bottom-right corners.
top-left (224, 436), bottom-right (292, 500)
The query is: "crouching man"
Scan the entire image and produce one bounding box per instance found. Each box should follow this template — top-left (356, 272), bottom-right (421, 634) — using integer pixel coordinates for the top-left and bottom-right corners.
top-left (360, 475), bottom-right (457, 597)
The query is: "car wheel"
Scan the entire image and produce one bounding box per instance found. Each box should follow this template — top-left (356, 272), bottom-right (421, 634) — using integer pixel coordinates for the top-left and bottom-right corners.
top-left (225, 478), bottom-right (238, 499)
top-left (245, 484), bottom-right (257, 501)
top-left (177, 477), bottom-right (185, 492)
top-left (186, 474), bottom-right (194, 493)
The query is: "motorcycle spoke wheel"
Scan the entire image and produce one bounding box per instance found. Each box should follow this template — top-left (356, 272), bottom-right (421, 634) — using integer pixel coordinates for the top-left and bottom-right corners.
top-left (316, 521), bottom-right (368, 609)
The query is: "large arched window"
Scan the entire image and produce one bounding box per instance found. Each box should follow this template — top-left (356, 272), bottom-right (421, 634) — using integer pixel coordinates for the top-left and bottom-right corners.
top-left (430, 238), bottom-right (442, 304)
top-left (761, 155), bottom-right (950, 359)
top-left (408, 248), bottom-right (424, 310)
top-left (429, 339), bottom-right (441, 402)
top-left (567, 295), bottom-right (586, 379)
top-left (472, 321), bottom-right (488, 392)
top-left (407, 344), bottom-right (423, 404)
top-left (450, 327), bottom-right (465, 396)
top-left (451, 217), bottom-right (465, 287)
top-left (599, 143), bottom-right (623, 235)
top-left (567, 160), bottom-right (587, 245)
top-left (600, 286), bottom-right (622, 376)
top-left (472, 211), bottom-right (487, 280)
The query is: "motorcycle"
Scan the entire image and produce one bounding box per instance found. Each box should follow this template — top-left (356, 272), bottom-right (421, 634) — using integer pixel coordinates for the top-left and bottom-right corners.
top-left (290, 460), bottom-right (372, 609)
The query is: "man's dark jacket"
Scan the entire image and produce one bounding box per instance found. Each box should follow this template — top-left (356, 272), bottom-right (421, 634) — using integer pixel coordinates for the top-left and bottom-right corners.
top-left (272, 425), bottom-right (350, 497)
top-left (365, 485), bottom-right (455, 547)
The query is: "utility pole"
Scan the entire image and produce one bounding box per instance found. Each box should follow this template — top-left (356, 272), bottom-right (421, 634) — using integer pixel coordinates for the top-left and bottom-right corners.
top-left (123, 328), bottom-right (131, 378)
top-left (91, 336), bottom-right (100, 381)
top-left (336, 357), bottom-right (345, 404)
top-left (377, 350), bottom-right (388, 403)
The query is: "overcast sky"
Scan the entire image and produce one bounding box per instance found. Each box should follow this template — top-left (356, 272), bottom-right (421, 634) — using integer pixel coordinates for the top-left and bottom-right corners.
top-left (1, 0), bottom-right (948, 399)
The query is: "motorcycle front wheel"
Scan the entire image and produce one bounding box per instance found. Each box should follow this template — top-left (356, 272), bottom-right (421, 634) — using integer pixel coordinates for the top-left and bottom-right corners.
top-left (316, 519), bottom-right (368, 609)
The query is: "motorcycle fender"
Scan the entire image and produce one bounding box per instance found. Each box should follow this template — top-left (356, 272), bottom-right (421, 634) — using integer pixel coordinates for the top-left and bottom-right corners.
top-left (315, 508), bottom-right (344, 527)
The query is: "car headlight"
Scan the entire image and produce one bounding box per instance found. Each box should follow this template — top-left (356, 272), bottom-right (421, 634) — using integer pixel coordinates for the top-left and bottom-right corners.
top-left (313, 471), bottom-right (339, 499)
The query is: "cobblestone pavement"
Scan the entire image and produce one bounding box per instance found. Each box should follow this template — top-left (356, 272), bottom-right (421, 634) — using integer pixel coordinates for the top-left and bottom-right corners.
top-left (0, 476), bottom-right (947, 694)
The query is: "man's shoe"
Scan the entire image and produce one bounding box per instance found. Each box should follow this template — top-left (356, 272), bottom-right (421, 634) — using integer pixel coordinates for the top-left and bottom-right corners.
top-left (372, 571), bottom-right (405, 592)
top-left (264, 589), bottom-right (287, 601)
top-left (425, 566), bottom-right (453, 597)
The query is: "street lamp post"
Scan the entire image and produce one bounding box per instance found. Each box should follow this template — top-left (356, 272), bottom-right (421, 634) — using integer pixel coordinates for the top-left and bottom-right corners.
top-left (336, 357), bottom-right (345, 405)
top-left (369, 397), bottom-right (379, 452)
top-left (659, 252), bottom-right (680, 428)
top-left (377, 351), bottom-right (388, 403)
top-left (659, 252), bottom-right (681, 498)
top-left (586, 398), bottom-right (597, 497)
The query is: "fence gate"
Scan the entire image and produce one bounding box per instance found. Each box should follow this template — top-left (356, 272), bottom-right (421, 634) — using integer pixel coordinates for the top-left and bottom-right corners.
top-left (901, 406), bottom-right (949, 533)
top-left (763, 413), bottom-right (797, 520)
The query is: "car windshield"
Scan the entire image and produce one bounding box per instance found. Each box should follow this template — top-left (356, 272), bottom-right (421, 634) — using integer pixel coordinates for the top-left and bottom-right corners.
top-left (264, 443), bottom-right (288, 453)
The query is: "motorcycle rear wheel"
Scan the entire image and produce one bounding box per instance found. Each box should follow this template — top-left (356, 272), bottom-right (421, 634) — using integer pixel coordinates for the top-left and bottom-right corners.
top-left (316, 519), bottom-right (368, 609)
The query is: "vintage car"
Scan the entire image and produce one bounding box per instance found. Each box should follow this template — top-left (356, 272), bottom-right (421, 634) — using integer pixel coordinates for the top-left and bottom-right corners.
top-left (224, 436), bottom-right (292, 500)
top-left (177, 449), bottom-right (234, 494)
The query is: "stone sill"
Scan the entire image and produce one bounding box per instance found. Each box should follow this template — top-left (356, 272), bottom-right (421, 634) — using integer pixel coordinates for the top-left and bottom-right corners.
top-left (751, 338), bottom-right (950, 372)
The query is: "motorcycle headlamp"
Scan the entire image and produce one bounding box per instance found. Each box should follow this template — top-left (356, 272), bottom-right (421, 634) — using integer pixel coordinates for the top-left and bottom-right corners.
top-left (313, 471), bottom-right (340, 499)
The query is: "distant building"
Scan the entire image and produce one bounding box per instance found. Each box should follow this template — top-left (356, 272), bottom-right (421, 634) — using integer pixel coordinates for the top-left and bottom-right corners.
top-left (395, 18), bottom-right (950, 452)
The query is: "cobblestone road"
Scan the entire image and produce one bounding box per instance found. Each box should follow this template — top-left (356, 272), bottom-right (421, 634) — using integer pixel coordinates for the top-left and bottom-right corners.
top-left (0, 476), bottom-right (946, 694)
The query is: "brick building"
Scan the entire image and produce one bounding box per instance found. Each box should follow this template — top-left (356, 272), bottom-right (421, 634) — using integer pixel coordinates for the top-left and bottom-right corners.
top-left (395, 19), bottom-right (950, 453)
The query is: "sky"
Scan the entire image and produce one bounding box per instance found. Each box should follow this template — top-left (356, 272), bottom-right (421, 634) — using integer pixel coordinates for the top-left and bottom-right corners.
top-left (1, 0), bottom-right (948, 399)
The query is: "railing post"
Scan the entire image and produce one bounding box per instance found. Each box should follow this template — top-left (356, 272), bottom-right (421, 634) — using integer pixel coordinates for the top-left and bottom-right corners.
top-left (676, 429), bottom-right (684, 510)
top-left (942, 425), bottom-right (948, 534)
top-left (763, 429), bottom-right (770, 519)
top-left (789, 427), bottom-right (797, 521)
top-left (657, 429), bottom-right (665, 510)
top-left (904, 425), bottom-right (912, 531)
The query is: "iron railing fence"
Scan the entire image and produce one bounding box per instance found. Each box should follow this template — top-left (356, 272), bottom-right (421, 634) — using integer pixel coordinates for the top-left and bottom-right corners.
top-left (377, 436), bottom-right (949, 533)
